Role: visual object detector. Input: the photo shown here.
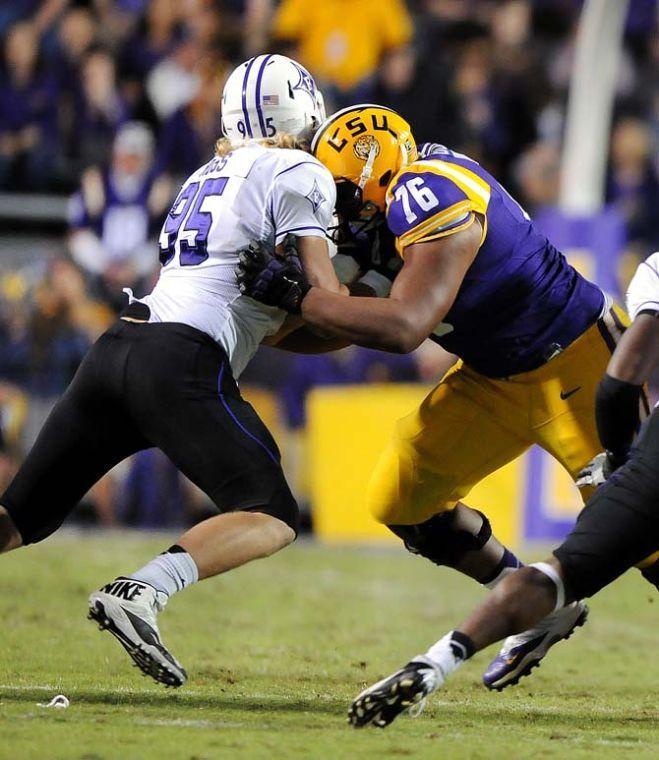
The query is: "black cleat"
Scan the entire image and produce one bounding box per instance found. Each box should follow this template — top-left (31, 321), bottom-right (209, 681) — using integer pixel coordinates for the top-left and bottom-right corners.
top-left (348, 658), bottom-right (442, 729)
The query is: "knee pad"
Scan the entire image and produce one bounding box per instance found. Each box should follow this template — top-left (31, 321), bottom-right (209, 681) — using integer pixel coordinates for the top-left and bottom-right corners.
top-left (389, 509), bottom-right (492, 567)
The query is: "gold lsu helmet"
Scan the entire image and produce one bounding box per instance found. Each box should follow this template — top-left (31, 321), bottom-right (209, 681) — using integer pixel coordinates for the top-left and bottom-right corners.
top-left (310, 104), bottom-right (417, 218)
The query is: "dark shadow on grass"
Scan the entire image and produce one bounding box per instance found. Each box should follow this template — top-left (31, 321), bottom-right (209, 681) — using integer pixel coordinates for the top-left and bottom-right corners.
top-left (1, 688), bottom-right (657, 731)
top-left (0, 687), bottom-right (345, 715)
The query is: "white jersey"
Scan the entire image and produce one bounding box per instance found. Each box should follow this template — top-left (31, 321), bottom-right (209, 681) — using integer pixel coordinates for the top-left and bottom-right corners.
top-left (134, 144), bottom-right (335, 377)
top-left (626, 252), bottom-right (659, 320)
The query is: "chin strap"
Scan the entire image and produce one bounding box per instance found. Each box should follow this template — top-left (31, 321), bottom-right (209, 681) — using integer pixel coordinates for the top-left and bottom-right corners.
top-left (358, 142), bottom-right (379, 190)
top-left (529, 562), bottom-right (565, 611)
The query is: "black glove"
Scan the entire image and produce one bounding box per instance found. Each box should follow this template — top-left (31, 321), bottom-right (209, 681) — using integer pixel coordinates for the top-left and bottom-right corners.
top-left (236, 234), bottom-right (311, 314)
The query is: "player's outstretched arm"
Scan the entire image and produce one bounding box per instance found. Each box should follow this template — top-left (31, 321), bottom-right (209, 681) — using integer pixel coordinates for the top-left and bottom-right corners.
top-left (263, 235), bottom-right (354, 352)
top-left (298, 218), bottom-right (482, 353)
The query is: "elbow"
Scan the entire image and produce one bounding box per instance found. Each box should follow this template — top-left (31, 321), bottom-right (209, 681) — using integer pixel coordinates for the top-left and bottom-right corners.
top-left (389, 316), bottom-right (425, 354)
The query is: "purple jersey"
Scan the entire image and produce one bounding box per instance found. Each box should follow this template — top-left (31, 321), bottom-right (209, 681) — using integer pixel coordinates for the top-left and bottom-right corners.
top-left (68, 168), bottom-right (162, 261)
top-left (386, 143), bottom-right (605, 377)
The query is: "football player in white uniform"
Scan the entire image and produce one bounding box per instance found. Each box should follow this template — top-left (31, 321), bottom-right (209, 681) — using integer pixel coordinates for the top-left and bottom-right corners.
top-left (347, 252), bottom-right (659, 728)
top-left (0, 55), bottom-right (354, 688)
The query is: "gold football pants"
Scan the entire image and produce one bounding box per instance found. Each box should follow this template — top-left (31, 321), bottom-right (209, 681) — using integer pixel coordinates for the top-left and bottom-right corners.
top-left (367, 307), bottom-right (633, 526)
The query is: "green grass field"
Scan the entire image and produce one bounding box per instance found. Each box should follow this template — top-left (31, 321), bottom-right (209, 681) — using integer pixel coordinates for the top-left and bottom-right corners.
top-left (0, 533), bottom-right (656, 759)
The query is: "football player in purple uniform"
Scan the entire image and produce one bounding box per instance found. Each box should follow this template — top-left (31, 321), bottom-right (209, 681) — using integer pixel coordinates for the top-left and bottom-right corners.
top-left (237, 105), bottom-right (656, 694)
top-left (346, 252), bottom-right (659, 727)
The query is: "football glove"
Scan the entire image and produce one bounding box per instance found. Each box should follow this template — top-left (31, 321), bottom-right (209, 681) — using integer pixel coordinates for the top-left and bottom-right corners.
top-left (236, 234), bottom-right (310, 314)
top-left (575, 451), bottom-right (617, 489)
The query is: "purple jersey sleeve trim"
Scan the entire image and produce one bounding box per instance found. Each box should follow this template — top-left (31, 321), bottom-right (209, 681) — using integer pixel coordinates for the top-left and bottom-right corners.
top-left (274, 161), bottom-right (320, 180)
top-left (276, 225), bottom-right (325, 238)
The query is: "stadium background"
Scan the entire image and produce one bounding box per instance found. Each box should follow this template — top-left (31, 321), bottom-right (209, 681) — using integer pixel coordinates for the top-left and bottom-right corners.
top-left (1, 0), bottom-right (658, 544)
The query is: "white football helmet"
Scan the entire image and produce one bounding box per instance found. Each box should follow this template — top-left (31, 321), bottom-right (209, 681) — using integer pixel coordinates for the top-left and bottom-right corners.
top-left (221, 54), bottom-right (326, 142)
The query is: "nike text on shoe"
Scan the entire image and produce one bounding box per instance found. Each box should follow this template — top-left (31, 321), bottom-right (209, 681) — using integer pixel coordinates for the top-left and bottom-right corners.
top-left (88, 577), bottom-right (187, 687)
top-left (348, 657), bottom-right (442, 729)
top-left (483, 600), bottom-right (588, 691)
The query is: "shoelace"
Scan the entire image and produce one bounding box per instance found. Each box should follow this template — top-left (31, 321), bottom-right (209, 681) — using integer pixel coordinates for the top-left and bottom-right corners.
top-left (407, 666), bottom-right (440, 719)
top-left (408, 697), bottom-right (428, 719)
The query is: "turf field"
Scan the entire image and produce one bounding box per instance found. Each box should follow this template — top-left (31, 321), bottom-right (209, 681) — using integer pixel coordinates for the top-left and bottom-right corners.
top-left (0, 533), bottom-right (656, 759)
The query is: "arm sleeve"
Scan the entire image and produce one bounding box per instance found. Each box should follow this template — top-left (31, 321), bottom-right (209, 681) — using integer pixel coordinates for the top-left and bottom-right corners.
top-left (386, 165), bottom-right (490, 253)
top-left (269, 161), bottom-right (336, 244)
top-left (595, 373), bottom-right (642, 466)
top-left (626, 253), bottom-right (659, 319)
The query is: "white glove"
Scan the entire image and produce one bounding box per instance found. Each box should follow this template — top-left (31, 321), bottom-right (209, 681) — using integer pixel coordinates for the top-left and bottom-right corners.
top-left (575, 452), bottom-right (614, 489)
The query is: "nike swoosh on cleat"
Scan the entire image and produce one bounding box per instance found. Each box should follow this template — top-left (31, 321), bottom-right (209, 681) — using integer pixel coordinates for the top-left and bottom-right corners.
top-left (124, 609), bottom-right (161, 646)
top-left (560, 386), bottom-right (581, 400)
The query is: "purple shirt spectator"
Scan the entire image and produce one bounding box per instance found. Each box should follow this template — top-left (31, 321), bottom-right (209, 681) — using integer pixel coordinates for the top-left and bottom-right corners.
top-left (0, 20), bottom-right (60, 190)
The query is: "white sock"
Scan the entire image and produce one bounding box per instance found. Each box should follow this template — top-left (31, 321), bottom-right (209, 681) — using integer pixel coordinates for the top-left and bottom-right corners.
top-left (423, 631), bottom-right (473, 680)
top-left (130, 545), bottom-right (199, 599)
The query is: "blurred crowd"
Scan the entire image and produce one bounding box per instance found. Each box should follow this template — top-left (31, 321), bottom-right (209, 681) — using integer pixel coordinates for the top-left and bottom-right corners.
top-left (1, 2), bottom-right (658, 229)
top-left (1, 0), bottom-right (659, 528)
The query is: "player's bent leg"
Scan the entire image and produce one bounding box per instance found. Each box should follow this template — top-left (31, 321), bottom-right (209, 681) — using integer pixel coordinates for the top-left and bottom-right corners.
top-left (90, 332), bottom-right (301, 687)
top-left (349, 561), bottom-right (576, 728)
top-left (461, 562), bottom-right (566, 651)
top-left (1, 333), bottom-right (149, 550)
top-left (176, 510), bottom-right (295, 579)
top-left (480, 568), bottom-right (588, 690)
top-left (89, 509), bottom-right (297, 688)
top-left (367, 364), bottom-right (531, 585)
top-left (486, 413), bottom-right (659, 690)
top-left (388, 503), bottom-right (523, 585)
top-left (554, 411), bottom-right (659, 600)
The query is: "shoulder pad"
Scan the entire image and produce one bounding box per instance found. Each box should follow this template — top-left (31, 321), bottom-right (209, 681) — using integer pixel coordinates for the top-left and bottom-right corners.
top-left (386, 160), bottom-right (490, 249)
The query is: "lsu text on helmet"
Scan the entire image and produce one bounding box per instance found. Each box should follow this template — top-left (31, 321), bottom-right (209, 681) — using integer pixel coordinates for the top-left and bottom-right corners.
top-left (310, 105), bottom-right (417, 218)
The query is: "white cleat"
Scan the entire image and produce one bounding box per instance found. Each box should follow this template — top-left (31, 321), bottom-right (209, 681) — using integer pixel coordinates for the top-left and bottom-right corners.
top-left (483, 600), bottom-right (589, 690)
top-left (88, 577), bottom-right (187, 687)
